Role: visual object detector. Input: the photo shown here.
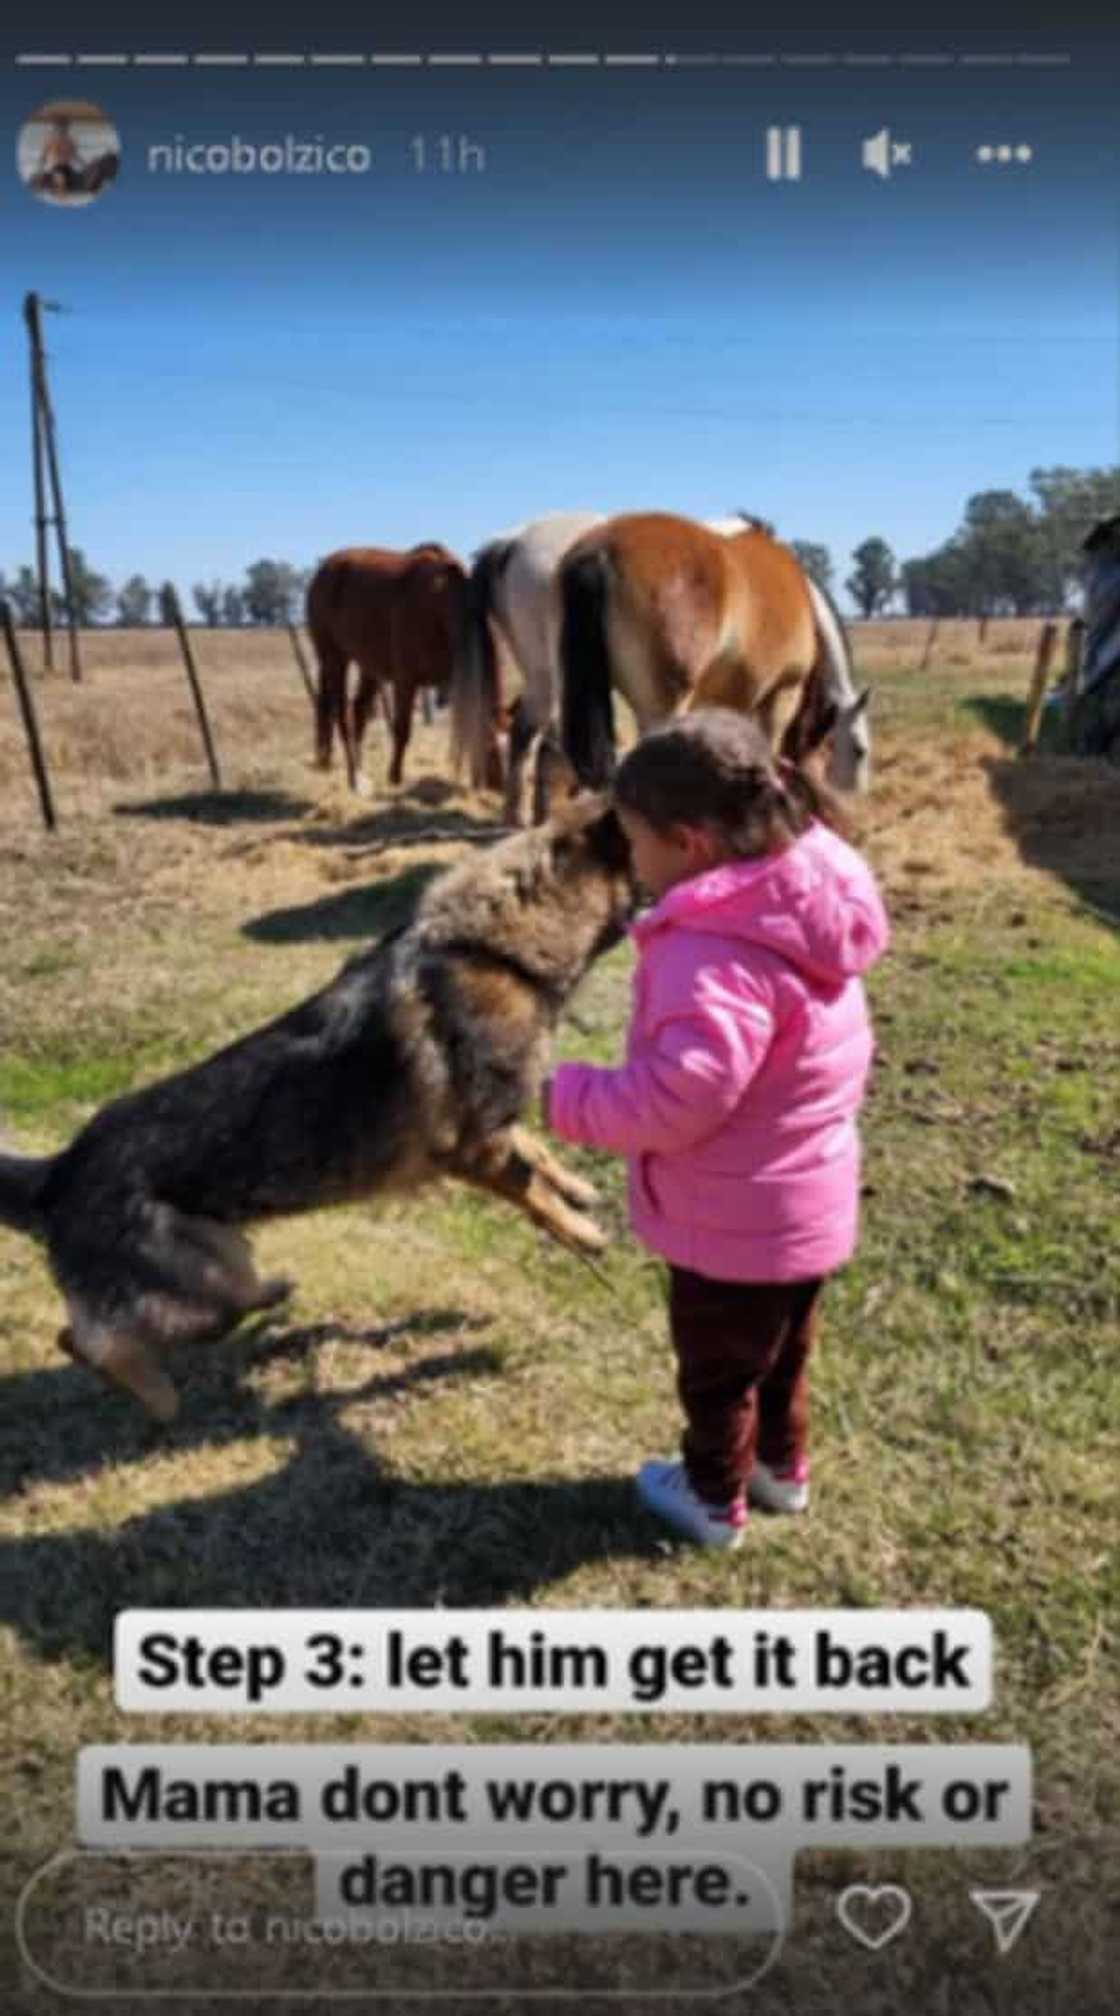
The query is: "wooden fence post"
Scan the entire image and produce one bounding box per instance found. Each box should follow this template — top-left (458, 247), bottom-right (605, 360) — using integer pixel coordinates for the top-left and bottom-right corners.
top-left (287, 621), bottom-right (316, 704)
top-left (919, 618), bottom-right (939, 671)
top-left (1, 597), bottom-right (57, 830)
top-left (1019, 620), bottom-right (1059, 757)
top-left (1064, 618), bottom-right (1086, 699)
top-left (169, 592), bottom-right (222, 789)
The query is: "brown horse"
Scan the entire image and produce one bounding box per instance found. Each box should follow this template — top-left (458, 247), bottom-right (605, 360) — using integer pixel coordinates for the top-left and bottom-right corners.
top-left (558, 512), bottom-right (869, 792)
top-left (308, 544), bottom-right (476, 793)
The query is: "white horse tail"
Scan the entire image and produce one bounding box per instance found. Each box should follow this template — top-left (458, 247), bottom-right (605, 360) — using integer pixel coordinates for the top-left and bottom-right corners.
top-left (559, 544), bottom-right (616, 789)
top-left (449, 540), bottom-right (510, 788)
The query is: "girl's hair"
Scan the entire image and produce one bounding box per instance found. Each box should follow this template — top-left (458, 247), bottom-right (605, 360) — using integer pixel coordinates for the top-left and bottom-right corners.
top-left (612, 707), bottom-right (849, 857)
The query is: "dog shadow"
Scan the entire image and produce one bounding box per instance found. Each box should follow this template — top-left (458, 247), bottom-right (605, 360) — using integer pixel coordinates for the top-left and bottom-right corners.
top-left (0, 1308), bottom-right (487, 1504)
top-left (0, 1311), bottom-right (663, 1670)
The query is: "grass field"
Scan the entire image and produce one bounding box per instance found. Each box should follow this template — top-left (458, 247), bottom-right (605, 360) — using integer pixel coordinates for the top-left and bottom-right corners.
top-left (1, 621), bottom-right (1118, 2013)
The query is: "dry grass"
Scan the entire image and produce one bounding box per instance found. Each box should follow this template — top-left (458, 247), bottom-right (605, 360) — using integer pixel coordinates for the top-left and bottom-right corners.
top-left (0, 627), bottom-right (1117, 2014)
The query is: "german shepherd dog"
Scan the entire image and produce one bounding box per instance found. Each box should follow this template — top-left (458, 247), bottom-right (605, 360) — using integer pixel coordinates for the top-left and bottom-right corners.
top-left (0, 796), bottom-right (635, 1423)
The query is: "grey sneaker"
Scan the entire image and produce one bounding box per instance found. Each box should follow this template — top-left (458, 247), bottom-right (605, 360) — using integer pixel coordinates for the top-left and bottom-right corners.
top-left (636, 1459), bottom-right (747, 1549)
top-left (748, 1456), bottom-right (810, 1514)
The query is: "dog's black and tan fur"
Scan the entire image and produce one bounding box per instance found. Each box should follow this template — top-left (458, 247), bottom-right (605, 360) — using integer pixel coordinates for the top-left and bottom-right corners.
top-left (0, 796), bottom-right (635, 1422)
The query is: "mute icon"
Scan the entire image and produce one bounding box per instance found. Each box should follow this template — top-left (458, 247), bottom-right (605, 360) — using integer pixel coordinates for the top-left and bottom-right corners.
top-left (862, 128), bottom-right (913, 179)
top-left (969, 1889), bottom-right (1040, 1956)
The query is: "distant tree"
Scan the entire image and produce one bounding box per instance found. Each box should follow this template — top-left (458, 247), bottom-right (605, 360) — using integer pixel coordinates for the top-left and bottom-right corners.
top-left (243, 559), bottom-right (304, 625)
top-left (790, 541), bottom-right (833, 591)
top-left (7, 565), bottom-right (46, 626)
top-left (157, 580), bottom-right (180, 626)
top-left (846, 538), bottom-right (897, 619)
top-left (59, 547), bottom-right (112, 625)
top-left (193, 580), bottom-right (223, 627)
top-left (221, 585), bottom-right (245, 627)
top-left (958, 491), bottom-right (1048, 617)
top-left (1029, 465), bottom-right (1120, 610)
top-left (117, 574), bottom-right (153, 626)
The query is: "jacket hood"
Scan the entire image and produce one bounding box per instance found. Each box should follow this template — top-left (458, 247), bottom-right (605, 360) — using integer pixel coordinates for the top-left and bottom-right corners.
top-left (631, 822), bottom-right (889, 985)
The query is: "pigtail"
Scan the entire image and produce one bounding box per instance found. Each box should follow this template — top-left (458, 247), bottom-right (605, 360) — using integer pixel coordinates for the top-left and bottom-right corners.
top-left (776, 757), bottom-right (851, 841)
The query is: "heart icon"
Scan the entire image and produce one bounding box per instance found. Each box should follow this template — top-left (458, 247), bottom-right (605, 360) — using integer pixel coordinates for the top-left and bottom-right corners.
top-left (836, 1883), bottom-right (913, 1951)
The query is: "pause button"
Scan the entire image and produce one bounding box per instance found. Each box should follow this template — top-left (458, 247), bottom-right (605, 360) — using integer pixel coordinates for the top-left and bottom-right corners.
top-left (766, 126), bottom-right (802, 181)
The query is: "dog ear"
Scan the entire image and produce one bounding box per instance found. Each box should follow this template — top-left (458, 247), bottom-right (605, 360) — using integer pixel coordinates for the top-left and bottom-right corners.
top-left (583, 804), bottom-right (632, 871)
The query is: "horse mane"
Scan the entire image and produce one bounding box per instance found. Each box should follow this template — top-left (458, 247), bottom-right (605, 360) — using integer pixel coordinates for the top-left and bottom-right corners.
top-left (734, 508), bottom-right (776, 537)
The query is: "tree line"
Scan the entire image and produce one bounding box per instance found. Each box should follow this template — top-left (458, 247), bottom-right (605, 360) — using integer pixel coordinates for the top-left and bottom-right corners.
top-left (0, 557), bottom-right (310, 629)
top-left (3, 467), bottom-right (1117, 628)
top-left (802, 467), bottom-right (1120, 619)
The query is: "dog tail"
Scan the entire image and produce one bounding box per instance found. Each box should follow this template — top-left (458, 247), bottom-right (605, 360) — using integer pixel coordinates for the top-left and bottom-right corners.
top-left (559, 544), bottom-right (616, 789)
top-left (0, 1150), bottom-right (54, 1236)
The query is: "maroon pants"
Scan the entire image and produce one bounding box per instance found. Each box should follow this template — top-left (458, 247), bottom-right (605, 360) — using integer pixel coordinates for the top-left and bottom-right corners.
top-left (667, 1266), bottom-right (824, 1506)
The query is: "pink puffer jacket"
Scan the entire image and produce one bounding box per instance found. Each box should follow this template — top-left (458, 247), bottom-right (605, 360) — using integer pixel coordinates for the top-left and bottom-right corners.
top-left (547, 822), bottom-right (889, 1281)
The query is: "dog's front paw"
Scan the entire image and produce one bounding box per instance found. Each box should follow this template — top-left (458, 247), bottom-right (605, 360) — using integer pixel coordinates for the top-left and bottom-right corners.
top-left (554, 1169), bottom-right (601, 1211)
top-left (562, 1210), bottom-right (609, 1256)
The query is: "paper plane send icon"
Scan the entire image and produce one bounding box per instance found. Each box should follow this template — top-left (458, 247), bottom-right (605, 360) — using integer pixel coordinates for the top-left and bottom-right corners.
top-left (970, 1889), bottom-right (1040, 1955)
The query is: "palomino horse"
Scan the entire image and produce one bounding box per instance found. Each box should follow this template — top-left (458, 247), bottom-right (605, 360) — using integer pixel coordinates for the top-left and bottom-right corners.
top-left (452, 511), bottom-right (870, 823)
top-left (450, 511), bottom-right (605, 823)
top-left (309, 544), bottom-right (479, 793)
top-left (560, 512), bottom-right (871, 796)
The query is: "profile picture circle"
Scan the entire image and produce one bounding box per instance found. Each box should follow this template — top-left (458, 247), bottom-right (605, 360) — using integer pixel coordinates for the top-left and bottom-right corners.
top-left (17, 99), bottom-right (121, 206)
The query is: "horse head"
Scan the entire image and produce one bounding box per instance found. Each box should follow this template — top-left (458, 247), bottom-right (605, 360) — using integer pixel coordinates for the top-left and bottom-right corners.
top-left (832, 686), bottom-right (872, 793)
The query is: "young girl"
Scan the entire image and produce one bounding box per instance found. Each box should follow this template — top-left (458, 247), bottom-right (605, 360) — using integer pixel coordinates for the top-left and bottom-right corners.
top-left (543, 707), bottom-right (889, 1549)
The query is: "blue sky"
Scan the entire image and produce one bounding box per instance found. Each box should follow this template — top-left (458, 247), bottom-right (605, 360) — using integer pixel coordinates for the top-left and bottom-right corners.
top-left (0, 54), bottom-right (1116, 609)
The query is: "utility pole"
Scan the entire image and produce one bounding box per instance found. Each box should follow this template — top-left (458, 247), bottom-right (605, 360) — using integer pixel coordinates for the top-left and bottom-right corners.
top-left (23, 291), bottom-right (82, 680)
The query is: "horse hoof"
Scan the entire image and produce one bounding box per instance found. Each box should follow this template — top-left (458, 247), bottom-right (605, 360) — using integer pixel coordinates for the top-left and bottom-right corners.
top-left (353, 772), bottom-right (374, 800)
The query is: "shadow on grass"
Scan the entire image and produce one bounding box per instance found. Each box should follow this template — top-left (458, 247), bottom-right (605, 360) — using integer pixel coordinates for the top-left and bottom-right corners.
top-left (982, 750), bottom-right (1120, 929)
top-left (0, 1308), bottom-right (490, 1509)
top-left (0, 1309), bottom-right (662, 1665)
top-left (964, 694), bottom-right (1024, 749)
top-left (293, 783), bottom-right (508, 857)
top-left (242, 861), bottom-right (440, 944)
top-left (115, 789), bottom-right (315, 826)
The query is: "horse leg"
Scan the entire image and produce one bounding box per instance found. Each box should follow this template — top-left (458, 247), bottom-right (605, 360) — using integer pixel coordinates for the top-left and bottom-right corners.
top-left (532, 732), bottom-right (560, 824)
top-left (388, 676), bottom-right (416, 788)
top-left (503, 700), bottom-right (539, 827)
top-left (314, 643), bottom-right (348, 772)
top-left (348, 668), bottom-right (381, 796)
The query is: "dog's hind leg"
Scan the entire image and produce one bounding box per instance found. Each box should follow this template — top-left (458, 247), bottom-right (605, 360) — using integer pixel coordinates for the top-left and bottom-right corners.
top-left (174, 1216), bottom-right (294, 1321)
top-left (59, 1314), bottom-right (180, 1423)
top-left (451, 1128), bottom-right (607, 1255)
